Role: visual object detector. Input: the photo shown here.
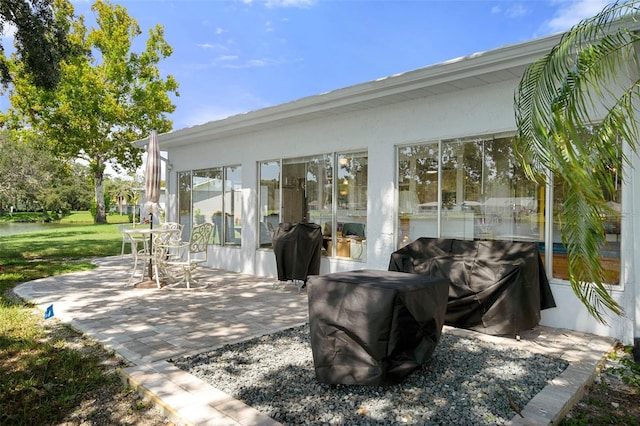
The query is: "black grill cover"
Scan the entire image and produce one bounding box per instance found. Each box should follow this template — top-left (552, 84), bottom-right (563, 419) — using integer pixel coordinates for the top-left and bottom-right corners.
top-left (272, 222), bottom-right (323, 282)
top-left (307, 270), bottom-right (449, 385)
top-left (388, 238), bottom-right (556, 335)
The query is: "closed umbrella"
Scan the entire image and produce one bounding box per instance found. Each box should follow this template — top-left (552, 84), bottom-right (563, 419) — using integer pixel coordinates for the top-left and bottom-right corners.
top-left (140, 130), bottom-right (161, 286)
top-left (144, 130), bottom-right (161, 220)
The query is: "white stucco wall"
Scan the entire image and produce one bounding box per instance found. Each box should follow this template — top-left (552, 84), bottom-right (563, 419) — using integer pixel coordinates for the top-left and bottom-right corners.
top-left (161, 68), bottom-right (638, 345)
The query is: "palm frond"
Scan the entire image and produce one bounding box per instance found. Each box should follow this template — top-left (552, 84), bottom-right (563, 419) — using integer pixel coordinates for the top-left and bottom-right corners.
top-left (514, 1), bottom-right (640, 323)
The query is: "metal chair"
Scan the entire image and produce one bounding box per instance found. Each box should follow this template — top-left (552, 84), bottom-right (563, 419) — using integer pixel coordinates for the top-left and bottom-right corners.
top-left (165, 222), bottom-right (213, 289)
top-left (161, 221), bottom-right (184, 241)
top-left (120, 223), bottom-right (147, 257)
top-left (125, 227), bottom-right (151, 285)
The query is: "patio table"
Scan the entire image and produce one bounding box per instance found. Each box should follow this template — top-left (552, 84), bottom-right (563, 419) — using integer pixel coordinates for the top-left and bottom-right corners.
top-left (124, 227), bottom-right (180, 288)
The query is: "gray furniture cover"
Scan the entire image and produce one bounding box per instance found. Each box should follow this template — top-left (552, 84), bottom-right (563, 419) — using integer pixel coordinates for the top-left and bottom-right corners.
top-left (272, 222), bottom-right (323, 282)
top-left (307, 269), bottom-right (449, 385)
top-left (388, 238), bottom-right (556, 336)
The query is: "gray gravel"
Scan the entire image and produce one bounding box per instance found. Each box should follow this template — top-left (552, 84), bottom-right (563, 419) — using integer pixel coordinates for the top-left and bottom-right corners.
top-left (171, 323), bottom-right (568, 425)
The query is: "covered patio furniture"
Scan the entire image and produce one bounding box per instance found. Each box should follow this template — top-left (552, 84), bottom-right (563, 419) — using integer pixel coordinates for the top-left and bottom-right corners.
top-left (307, 269), bottom-right (449, 385)
top-left (272, 222), bottom-right (323, 291)
top-left (388, 237), bottom-right (556, 336)
top-left (164, 222), bottom-right (214, 289)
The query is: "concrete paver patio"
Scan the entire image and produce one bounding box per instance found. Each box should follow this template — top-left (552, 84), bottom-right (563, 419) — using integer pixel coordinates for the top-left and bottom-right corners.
top-left (13, 256), bottom-right (616, 425)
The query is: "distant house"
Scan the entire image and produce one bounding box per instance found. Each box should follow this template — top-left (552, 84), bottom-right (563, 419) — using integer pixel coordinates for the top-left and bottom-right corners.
top-left (135, 28), bottom-right (640, 347)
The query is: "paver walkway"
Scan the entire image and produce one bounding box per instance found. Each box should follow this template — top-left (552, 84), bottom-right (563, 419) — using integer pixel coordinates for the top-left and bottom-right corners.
top-left (14, 256), bottom-right (616, 425)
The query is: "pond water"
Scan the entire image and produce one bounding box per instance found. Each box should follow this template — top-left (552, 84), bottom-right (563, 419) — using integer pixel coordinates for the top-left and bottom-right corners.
top-left (0, 222), bottom-right (71, 237)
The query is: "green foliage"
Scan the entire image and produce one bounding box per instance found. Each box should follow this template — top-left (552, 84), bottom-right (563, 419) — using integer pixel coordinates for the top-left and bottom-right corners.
top-left (0, 129), bottom-right (94, 215)
top-left (0, 131), bottom-right (64, 213)
top-left (608, 346), bottom-right (640, 387)
top-left (7, 0), bottom-right (178, 224)
top-left (514, 1), bottom-right (640, 323)
top-left (0, 224), bottom-right (126, 423)
top-left (0, 0), bottom-right (76, 90)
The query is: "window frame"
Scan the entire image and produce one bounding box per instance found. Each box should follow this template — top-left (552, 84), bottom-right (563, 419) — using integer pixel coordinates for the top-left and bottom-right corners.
top-left (395, 133), bottom-right (623, 286)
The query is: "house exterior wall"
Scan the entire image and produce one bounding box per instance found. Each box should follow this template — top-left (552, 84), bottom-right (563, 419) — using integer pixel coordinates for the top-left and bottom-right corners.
top-left (160, 59), bottom-right (638, 345)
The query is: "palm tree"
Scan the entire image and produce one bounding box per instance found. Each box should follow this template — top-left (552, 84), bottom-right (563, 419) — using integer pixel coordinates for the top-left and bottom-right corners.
top-left (514, 1), bottom-right (640, 323)
top-left (107, 177), bottom-right (131, 216)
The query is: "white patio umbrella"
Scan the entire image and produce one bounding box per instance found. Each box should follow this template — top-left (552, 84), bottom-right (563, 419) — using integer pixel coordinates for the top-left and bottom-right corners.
top-left (144, 130), bottom-right (161, 221)
top-left (140, 130), bottom-right (161, 286)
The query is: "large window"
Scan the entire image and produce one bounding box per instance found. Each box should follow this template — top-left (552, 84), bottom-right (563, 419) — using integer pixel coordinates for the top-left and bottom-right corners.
top-left (259, 161), bottom-right (281, 248)
top-left (396, 135), bottom-right (622, 284)
top-left (551, 173), bottom-right (621, 284)
top-left (335, 152), bottom-right (367, 260)
top-left (177, 171), bottom-right (192, 240)
top-left (177, 165), bottom-right (243, 247)
top-left (398, 143), bottom-right (439, 243)
top-left (440, 136), bottom-right (540, 241)
top-left (258, 151), bottom-right (367, 261)
top-left (223, 166), bottom-right (242, 246)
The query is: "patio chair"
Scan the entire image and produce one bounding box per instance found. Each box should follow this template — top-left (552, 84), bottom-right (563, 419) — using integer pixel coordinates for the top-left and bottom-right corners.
top-left (126, 227), bottom-right (151, 285)
top-left (161, 221), bottom-right (184, 241)
top-left (160, 221), bottom-right (185, 258)
top-left (165, 222), bottom-right (213, 289)
top-left (127, 228), bottom-right (179, 288)
top-left (120, 223), bottom-right (146, 257)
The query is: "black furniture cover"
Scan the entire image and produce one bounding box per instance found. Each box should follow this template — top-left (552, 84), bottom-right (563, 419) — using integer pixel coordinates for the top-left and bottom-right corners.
top-left (388, 237), bottom-right (556, 336)
top-left (272, 222), bottom-right (323, 282)
top-left (307, 269), bottom-right (449, 386)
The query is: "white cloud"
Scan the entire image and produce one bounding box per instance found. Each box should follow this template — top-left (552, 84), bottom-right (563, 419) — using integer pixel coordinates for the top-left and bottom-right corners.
top-left (217, 55), bottom-right (240, 61)
top-left (264, 0), bottom-right (316, 8)
top-left (0, 22), bottom-right (16, 40)
top-left (182, 106), bottom-right (246, 127)
top-left (544, 0), bottom-right (611, 33)
top-left (180, 97), bottom-right (271, 127)
top-left (490, 3), bottom-right (527, 19)
top-left (210, 54), bottom-right (284, 69)
top-left (196, 41), bottom-right (231, 52)
top-left (222, 57), bottom-right (277, 68)
top-left (505, 4), bottom-right (528, 19)
top-left (215, 27), bottom-right (225, 35)
top-left (265, 21), bottom-right (274, 32)
top-left (0, 22), bottom-right (16, 55)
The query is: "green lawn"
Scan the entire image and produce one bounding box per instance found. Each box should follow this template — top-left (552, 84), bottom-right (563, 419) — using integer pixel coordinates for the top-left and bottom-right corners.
top-left (0, 210), bottom-right (132, 225)
top-left (0, 223), bottom-right (132, 424)
top-left (58, 211), bottom-right (131, 224)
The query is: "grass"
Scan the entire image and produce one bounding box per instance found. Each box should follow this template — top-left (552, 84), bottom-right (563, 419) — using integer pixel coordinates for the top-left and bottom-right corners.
top-left (0, 223), bottom-right (129, 424)
top-left (0, 210), bottom-right (132, 225)
top-left (58, 211), bottom-right (131, 225)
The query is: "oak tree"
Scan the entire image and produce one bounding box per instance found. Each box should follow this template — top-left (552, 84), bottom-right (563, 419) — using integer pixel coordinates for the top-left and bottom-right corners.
top-left (0, 0), bottom-right (74, 89)
top-left (8, 0), bottom-right (178, 223)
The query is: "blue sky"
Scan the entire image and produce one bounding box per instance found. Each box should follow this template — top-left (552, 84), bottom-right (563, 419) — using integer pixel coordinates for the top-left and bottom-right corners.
top-left (4, 0), bottom-right (613, 130)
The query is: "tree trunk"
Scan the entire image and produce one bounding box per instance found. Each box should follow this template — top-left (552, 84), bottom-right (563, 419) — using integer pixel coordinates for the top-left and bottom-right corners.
top-left (93, 164), bottom-right (107, 224)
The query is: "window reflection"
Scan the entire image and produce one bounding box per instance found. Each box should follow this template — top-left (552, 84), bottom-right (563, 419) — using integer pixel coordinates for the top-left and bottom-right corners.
top-left (224, 166), bottom-right (242, 246)
top-left (178, 165), bottom-right (242, 247)
top-left (396, 134), bottom-right (622, 285)
top-left (440, 137), bottom-right (540, 241)
top-left (258, 151), bottom-right (367, 261)
top-left (259, 161), bottom-right (280, 248)
top-left (552, 173), bottom-right (621, 284)
top-left (335, 152), bottom-right (367, 260)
